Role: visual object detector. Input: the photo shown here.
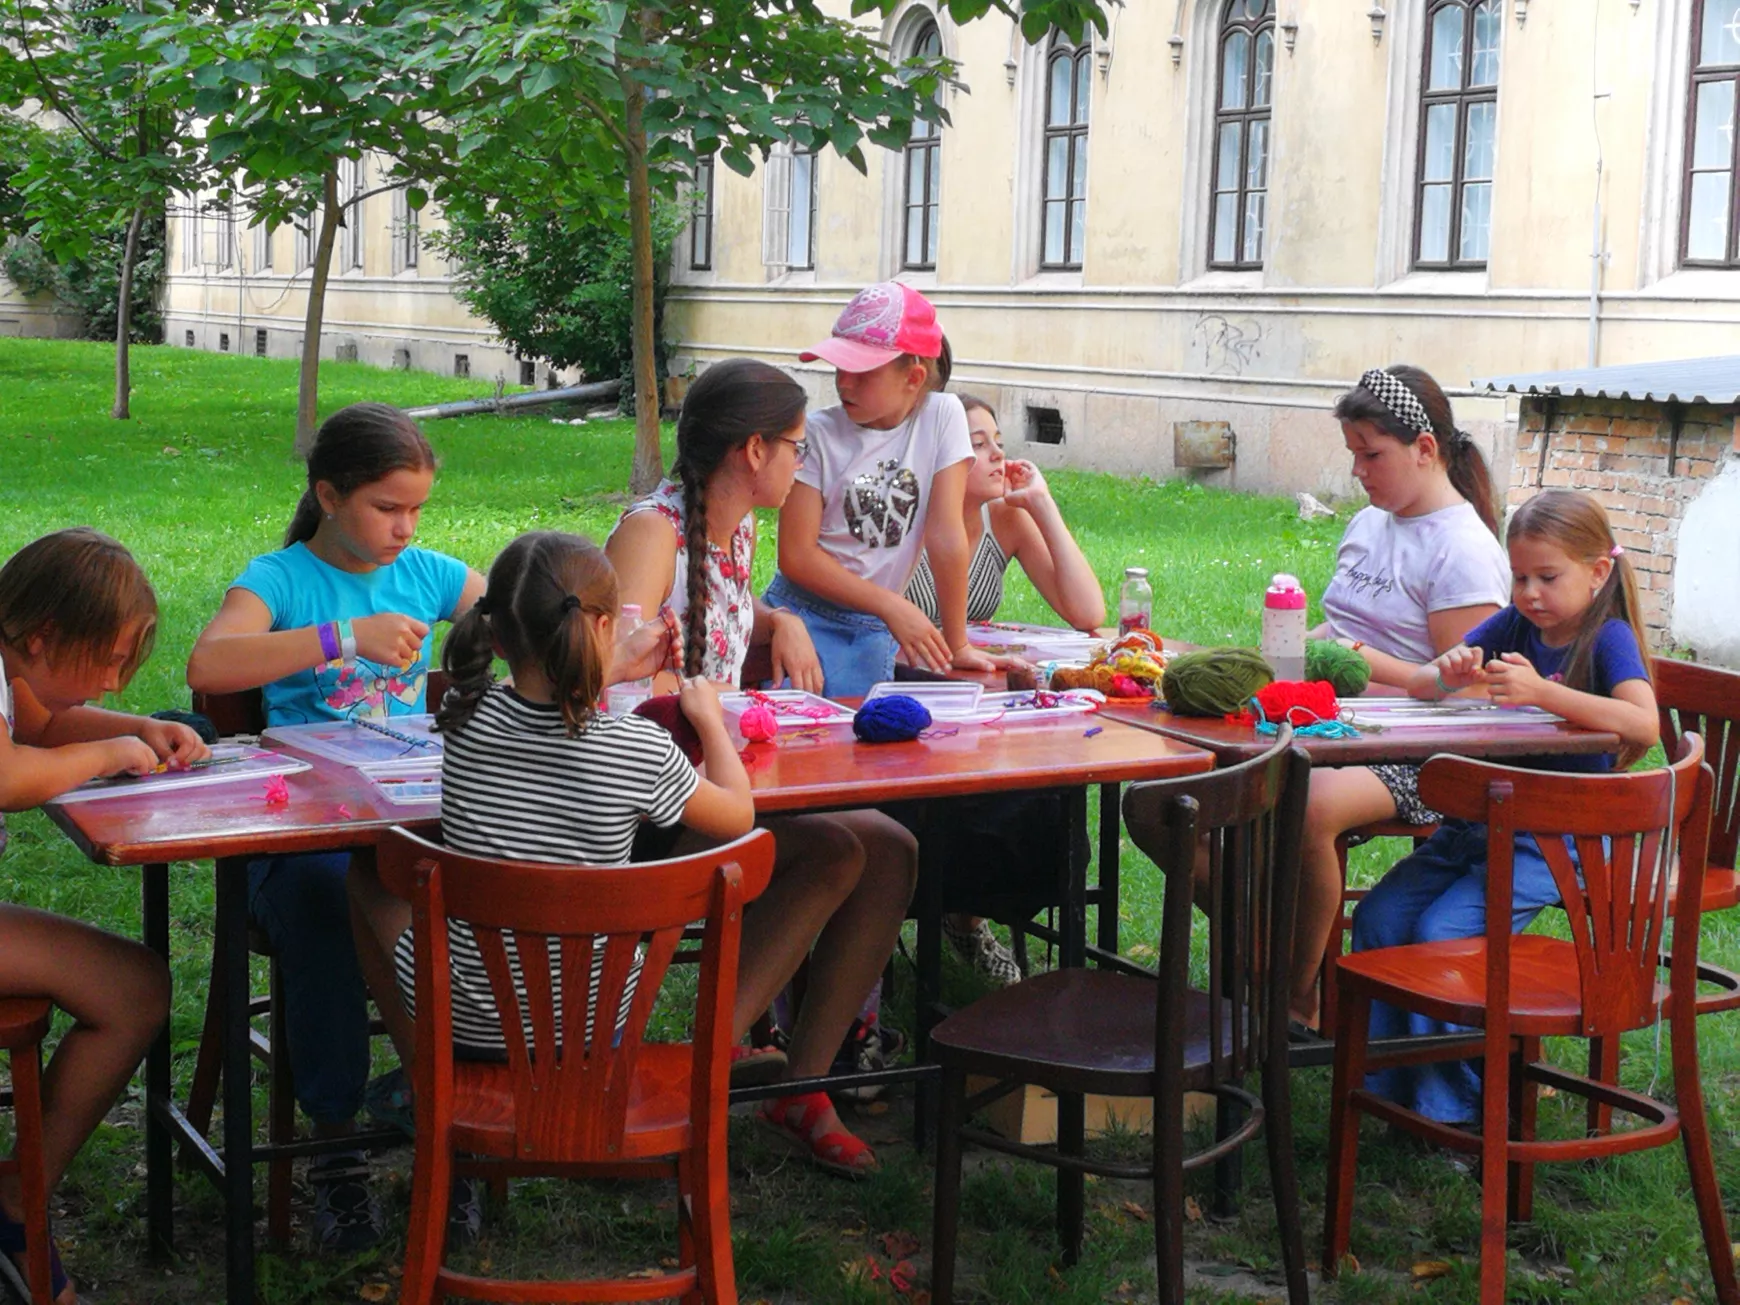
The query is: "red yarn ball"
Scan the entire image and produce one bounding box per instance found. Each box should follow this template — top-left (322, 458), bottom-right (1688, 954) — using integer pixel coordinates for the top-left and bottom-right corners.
top-left (739, 704), bottom-right (780, 743)
top-left (1253, 679), bottom-right (1339, 725)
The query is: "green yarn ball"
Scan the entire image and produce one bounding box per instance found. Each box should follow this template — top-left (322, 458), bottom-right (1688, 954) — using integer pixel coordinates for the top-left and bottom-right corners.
top-left (1161, 647), bottom-right (1275, 717)
top-left (1306, 639), bottom-right (1372, 696)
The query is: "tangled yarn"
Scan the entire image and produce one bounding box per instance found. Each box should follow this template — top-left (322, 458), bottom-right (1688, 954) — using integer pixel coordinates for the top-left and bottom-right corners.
top-left (738, 704), bottom-right (780, 744)
top-left (1253, 679), bottom-right (1339, 725)
top-left (853, 695), bottom-right (932, 743)
top-left (1162, 647), bottom-right (1274, 717)
top-left (1305, 639), bottom-right (1372, 696)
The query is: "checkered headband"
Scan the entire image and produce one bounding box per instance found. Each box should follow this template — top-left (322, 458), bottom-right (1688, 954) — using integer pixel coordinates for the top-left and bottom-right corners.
top-left (1358, 368), bottom-right (1434, 438)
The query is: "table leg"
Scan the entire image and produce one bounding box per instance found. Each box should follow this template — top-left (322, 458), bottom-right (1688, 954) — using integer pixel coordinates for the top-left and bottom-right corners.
top-left (913, 803), bottom-right (943, 1149)
top-left (1096, 782), bottom-right (1121, 960)
top-left (142, 863), bottom-right (172, 1261)
top-left (216, 857), bottom-right (255, 1304)
top-left (1062, 788), bottom-right (1089, 970)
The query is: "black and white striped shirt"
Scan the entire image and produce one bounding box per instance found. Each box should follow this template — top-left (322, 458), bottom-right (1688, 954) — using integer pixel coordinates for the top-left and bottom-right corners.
top-left (905, 502), bottom-right (1008, 626)
top-left (393, 685), bottom-right (700, 1051)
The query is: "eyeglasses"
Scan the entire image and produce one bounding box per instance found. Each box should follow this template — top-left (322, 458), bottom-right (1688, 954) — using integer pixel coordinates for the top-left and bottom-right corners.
top-left (773, 435), bottom-right (810, 461)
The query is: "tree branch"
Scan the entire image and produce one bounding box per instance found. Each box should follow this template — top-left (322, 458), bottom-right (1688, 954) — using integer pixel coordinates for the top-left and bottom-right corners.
top-left (9, 9), bottom-right (121, 163)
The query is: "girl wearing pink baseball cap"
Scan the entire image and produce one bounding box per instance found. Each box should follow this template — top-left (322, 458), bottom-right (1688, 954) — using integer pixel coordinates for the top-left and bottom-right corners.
top-left (764, 282), bottom-right (997, 695)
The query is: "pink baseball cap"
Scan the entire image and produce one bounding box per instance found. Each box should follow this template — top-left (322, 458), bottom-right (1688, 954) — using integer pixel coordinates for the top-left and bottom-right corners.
top-left (798, 282), bottom-right (943, 372)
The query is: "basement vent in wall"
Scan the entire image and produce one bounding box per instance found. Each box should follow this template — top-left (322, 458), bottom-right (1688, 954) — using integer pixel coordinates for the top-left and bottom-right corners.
top-left (218, 333), bottom-right (230, 353)
top-left (393, 347), bottom-right (411, 370)
top-left (184, 330), bottom-right (195, 347)
top-left (454, 353), bottom-right (470, 378)
top-left (335, 341), bottom-right (358, 363)
top-left (520, 360), bottom-right (537, 386)
top-left (1026, 406), bottom-right (1065, 445)
top-left (255, 329), bottom-right (268, 357)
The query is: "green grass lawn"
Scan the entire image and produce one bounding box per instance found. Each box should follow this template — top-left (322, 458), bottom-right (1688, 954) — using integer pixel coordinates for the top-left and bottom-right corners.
top-left (1, 337), bottom-right (1735, 1303)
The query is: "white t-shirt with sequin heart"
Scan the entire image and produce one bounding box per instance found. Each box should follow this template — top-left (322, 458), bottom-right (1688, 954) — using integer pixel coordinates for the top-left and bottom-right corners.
top-left (797, 391), bottom-right (973, 593)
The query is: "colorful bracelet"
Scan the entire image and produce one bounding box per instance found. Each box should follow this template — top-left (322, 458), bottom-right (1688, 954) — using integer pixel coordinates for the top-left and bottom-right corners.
top-left (317, 621), bottom-right (343, 668)
top-left (337, 618), bottom-right (357, 666)
top-left (1434, 668), bottom-right (1452, 699)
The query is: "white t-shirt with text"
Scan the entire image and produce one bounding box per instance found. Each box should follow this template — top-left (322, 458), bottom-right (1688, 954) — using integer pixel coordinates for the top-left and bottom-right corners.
top-left (797, 391), bottom-right (974, 593)
top-left (1319, 502), bottom-right (1510, 665)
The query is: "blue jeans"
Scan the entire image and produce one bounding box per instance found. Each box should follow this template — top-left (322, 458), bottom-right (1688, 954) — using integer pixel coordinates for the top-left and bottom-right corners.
top-left (764, 573), bottom-right (897, 700)
top-left (1349, 820), bottom-right (1576, 1124)
top-left (248, 851), bottom-right (370, 1126)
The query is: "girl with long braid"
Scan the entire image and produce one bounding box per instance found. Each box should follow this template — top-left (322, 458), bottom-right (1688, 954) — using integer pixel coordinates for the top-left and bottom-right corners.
top-left (606, 359), bottom-right (917, 1179)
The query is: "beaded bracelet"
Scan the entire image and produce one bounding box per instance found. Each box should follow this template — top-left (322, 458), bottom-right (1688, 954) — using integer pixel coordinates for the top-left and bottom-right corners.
top-left (1435, 668), bottom-right (1453, 700)
top-left (337, 618), bottom-right (357, 666)
top-left (317, 621), bottom-right (343, 668)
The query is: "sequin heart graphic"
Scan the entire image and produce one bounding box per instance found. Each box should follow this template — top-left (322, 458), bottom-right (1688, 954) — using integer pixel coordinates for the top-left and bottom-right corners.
top-left (843, 460), bottom-right (920, 550)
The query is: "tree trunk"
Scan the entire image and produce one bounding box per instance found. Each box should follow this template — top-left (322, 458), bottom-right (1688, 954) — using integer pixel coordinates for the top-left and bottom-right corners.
top-left (110, 203), bottom-right (147, 420)
top-left (295, 168), bottom-right (342, 456)
top-left (622, 78), bottom-right (662, 495)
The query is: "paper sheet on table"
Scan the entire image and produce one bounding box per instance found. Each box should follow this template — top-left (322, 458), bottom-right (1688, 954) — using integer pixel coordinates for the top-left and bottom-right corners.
top-left (263, 715), bottom-right (444, 766)
top-left (1344, 697), bottom-right (1563, 729)
top-left (53, 744), bottom-right (310, 804)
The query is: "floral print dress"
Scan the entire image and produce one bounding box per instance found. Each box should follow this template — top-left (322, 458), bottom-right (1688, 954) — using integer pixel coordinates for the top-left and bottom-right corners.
top-left (619, 479), bottom-right (756, 684)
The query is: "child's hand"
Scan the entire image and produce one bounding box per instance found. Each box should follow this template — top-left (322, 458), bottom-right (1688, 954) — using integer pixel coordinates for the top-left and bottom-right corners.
top-left (615, 612), bottom-right (673, 683)
top-left (951, 643), bottom-right (1000, 674)
top-left (768, 611), bottom-right (825, 695)
top-left (678, 676), bottom-right (726, 732)
top-left (1437, 645), bottom-right (1488, 692)
top-left (885, 599), bottom-right (953, 673)
top-left (353, 613), bottom-right (430, 669)
top-left (103, 736), bottom-right (160, 778)
top-left (1484, 652), bottom-right (1547, 708)
top-left (138, 718), bottom-right (211, 768)
top-left (1001, 460), bottom-right (1052, 511)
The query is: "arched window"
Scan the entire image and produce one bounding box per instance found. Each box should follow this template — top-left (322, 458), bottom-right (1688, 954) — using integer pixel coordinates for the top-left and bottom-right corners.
top-left (1684, 0), bottom-right (1740, 264)
top-left (1210, 0), bottom-right (1274, 269)
top-left (1415, 0), bottom-right (1500, 268)
top-left (902, 20), bottom-right (944, 271)
top-left (1041, 33), bottom-right (1091, 270)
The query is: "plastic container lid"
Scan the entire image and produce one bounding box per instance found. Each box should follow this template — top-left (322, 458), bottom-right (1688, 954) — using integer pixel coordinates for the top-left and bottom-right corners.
top-left (1264, 573), bottom-right (1306, 609)
top-left (621, 603), bottom-right (643, 620)
top-left (1123, 567), bottom-right (1149, 579)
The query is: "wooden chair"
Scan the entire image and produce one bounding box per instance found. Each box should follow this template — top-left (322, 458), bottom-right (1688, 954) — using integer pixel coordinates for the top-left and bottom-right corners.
top-left (929, 733), bottom-right (1311, 1305)
top-left (378, 824), bottom-right (775, 1305)
top-left (1320, 818), bottom-right (1438, 1033)
top-left (185, 675), bottom-right (447, 1242)
top-left (1323, 738), bottom-right (1738, 1304)
top-left (0, 998), bottom-right (55, 1304)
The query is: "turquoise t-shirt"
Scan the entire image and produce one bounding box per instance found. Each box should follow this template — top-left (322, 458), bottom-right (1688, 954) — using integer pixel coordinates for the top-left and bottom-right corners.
top-left (231, 543), bottom-right (469, 726)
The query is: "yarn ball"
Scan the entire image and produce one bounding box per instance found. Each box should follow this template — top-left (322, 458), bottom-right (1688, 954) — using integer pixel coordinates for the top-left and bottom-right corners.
top-left (853, 695), bottom-right (933, 743)
top-left (1254, 679), bottom-right (1339, 726)
top-left (738, 704), bottom-right (780, 744)
top-left (632, 694), bottom-right (705, 765)
top-left (1162, 647), bottom-right (1275, 717)
top-left (1305, 639), bottom-right (1372, 697)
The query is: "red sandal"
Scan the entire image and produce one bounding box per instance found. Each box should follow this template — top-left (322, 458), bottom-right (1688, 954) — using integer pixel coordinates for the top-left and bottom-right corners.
top-left (757, 1091), bottom-right (878, 1179)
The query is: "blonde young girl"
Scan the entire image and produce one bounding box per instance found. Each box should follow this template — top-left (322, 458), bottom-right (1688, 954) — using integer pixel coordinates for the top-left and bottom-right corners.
top-left (767, 282), bottom-right (996, 696)
top-left (0, 528), bottom-right (189, 1304)
top-left (349, 531), bottom-right (753, 1071)
top-left (1352, 489), bottom-right (1658, 1124)
top-left (607, 359), bottom-right (917, 1177)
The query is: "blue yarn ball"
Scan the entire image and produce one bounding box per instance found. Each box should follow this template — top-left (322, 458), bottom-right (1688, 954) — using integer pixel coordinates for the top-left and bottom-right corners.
top-left (853, 695), bottom-right (933, 743)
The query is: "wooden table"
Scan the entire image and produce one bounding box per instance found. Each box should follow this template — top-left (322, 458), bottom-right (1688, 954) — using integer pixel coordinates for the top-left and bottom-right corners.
top-left (46, 715), bottom-right (1211, 1305)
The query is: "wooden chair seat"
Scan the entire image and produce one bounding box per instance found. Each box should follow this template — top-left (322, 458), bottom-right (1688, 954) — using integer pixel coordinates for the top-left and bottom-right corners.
top-left (1337, 935), bottom-right (1667, 1036)
top-left (0, 999), bottom-right (52, 1049)
top-left (931, 970), bottom-right (1235, 1096)
top-left (448, 1044), bottom-right (695, 1161)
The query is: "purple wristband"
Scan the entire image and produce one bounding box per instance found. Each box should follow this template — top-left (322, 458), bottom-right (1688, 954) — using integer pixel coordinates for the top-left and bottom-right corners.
top-left (318, 621), bottom-right (342, 664)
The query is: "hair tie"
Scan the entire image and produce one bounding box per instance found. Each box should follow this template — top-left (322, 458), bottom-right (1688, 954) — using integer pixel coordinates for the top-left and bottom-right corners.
top-left (1358, 367), bottom-right (1433, 437)
top-left (1610, 544), bottom-right (1625, 558)
top-left (560, 594), bottom-right (582, 613)
top-left (474, 594), bottom-right (492, 616)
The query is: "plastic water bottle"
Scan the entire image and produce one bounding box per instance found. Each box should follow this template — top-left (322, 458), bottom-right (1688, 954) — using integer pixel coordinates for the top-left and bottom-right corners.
top-left (1118, 567), bottom-right (1153, 635)
top-left (609, 603), bottom-right (653, 713)
top-left (1261, 574), bottom-right (1308, 683)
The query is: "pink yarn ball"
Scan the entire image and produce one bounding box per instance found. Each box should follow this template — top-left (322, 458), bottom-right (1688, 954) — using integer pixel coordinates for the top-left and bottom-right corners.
top-left (739, 704), bottom-right (780, 744)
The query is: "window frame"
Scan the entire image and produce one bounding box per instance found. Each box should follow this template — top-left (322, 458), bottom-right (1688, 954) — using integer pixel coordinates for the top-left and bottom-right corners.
top-left (689, 154), bottom-right (714, 271)
top-left (1208, 0), bottom-right (1276, 271)
top-left (762, 139), bottom-right (817, 275)
top-left (340, 156), bottom-right (366, 272)
top-left (901, 19), bottom-right (944, 272)
top-left (1412, 0), bottom-right (1501, 271)
top-left (391, 187), bottom-right (420, 274)
top-left (1039, 34), bottom-right (1091, 271)
top-left (182, 207), bottom-right (202, 271)
top-left (1681, 0), bottom-right (1740, 266)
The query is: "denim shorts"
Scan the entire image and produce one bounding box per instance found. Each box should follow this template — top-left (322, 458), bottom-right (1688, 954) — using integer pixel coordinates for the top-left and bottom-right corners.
top-left (763, 573), bottom-right (897, 700)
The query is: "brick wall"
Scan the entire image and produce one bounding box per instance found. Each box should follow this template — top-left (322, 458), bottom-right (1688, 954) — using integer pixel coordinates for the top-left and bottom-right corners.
top-left (1506, 396), bottom-right (1736, 648)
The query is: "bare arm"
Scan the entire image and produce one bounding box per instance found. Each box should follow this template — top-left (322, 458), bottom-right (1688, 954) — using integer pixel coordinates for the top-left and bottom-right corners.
top-left (921, 461), bottom-right (999, 671)
top-left (776, 483), bottom-right (952, 673)
top-left (1351, 603), bottom-right (1501, 692)
top-left (1416, 645), bottom-right (1658, 750)
top-left (0, 681), bottom-right (157, 809)
top-left (674, 677), bottom-right (754, 839)
top-left (37, 705), bottom-right (210, 767)
top-left (187, 588), bottom-right (431, 694)
top-left (997, 464), bottom-right (1106, 630)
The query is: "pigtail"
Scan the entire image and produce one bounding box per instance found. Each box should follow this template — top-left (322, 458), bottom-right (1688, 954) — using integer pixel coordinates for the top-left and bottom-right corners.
top-left (435, 602), bottom-right (499, 736)
top-left (548, 595), bottom-right (606, 737)
top-left (283, 489), bottom-right (324, 548)
top-left (677, 460), bottom-right (711, 679)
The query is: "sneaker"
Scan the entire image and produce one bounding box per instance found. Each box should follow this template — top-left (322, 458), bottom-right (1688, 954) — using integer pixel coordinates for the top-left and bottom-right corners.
top-left (363, 1066), bottom-right (415, 1139)
top-left (308, 1151), bottom-right (384, 1253)
top-left (448, 1174), bottom-right (485, 1243)
top-left (829, 1018), bottom-right (908, 1102)
top-left (944, 917), bottom-right (1022, 987)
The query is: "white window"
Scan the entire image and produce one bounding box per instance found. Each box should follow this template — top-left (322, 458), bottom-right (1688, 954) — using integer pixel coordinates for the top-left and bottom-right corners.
top-left (182, 207), bottom-right (201, 270)
top-left (391, 187), bottom-right (420, 274)
top-left (1040, 34), bottom-right (1091, 270)
top-left (762, 140), bottom-right (816, 274)
top-left (294, 211), bottom-right (314, 273)
top-left (1414, 1), bottom-right (1501, 269)
top-left (340, 156), bottom-right (366, 271)
top-left (253, 218), bottom-right (273, 272)
top-left (902, 20), bottom-right (944, 271)
top-left (689, 155), bottom-right (714, 271)
top-left (215, 202), bottom-right (235, 270)
top-left (1209, 0), bottom-right (1275, 269)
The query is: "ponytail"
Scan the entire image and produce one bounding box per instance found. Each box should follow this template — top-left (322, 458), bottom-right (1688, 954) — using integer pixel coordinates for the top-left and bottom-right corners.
top-left (285, 402), bottom-right (437, 548)
top-left (1334, 363), bottom-right (1499, 536)
top-left (435, 531), bottom-right (617, 740)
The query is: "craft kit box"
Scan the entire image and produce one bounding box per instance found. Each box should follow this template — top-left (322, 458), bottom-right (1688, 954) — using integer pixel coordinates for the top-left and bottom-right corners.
top-left (965, 1077), bottom-right (1214, 1145)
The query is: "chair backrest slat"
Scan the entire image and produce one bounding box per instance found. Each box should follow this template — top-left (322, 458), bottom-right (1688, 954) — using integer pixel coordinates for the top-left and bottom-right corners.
top-left (1655, 657), bottom-right (1740, 871)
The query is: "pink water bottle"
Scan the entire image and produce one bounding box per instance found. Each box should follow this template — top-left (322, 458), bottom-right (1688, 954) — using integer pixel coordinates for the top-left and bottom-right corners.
top-left (1261, 574), bottom-right (1307, 682)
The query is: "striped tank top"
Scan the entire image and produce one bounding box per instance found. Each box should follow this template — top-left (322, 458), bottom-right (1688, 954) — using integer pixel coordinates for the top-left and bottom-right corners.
top-left (905, 502), bottom-right (1008, 625)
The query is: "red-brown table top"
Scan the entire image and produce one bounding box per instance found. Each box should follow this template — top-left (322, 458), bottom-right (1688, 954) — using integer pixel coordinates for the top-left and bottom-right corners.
top-left (46, 717), bottom-right (1213, 867)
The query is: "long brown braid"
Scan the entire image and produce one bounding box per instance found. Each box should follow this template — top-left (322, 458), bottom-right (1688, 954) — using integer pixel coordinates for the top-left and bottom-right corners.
top-left (670, 359), bottom-right (808, 678)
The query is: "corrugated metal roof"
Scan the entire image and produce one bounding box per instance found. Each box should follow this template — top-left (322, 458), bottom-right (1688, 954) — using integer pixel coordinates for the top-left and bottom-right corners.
top-left (1477, 355), bottom-right (1740, 406)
